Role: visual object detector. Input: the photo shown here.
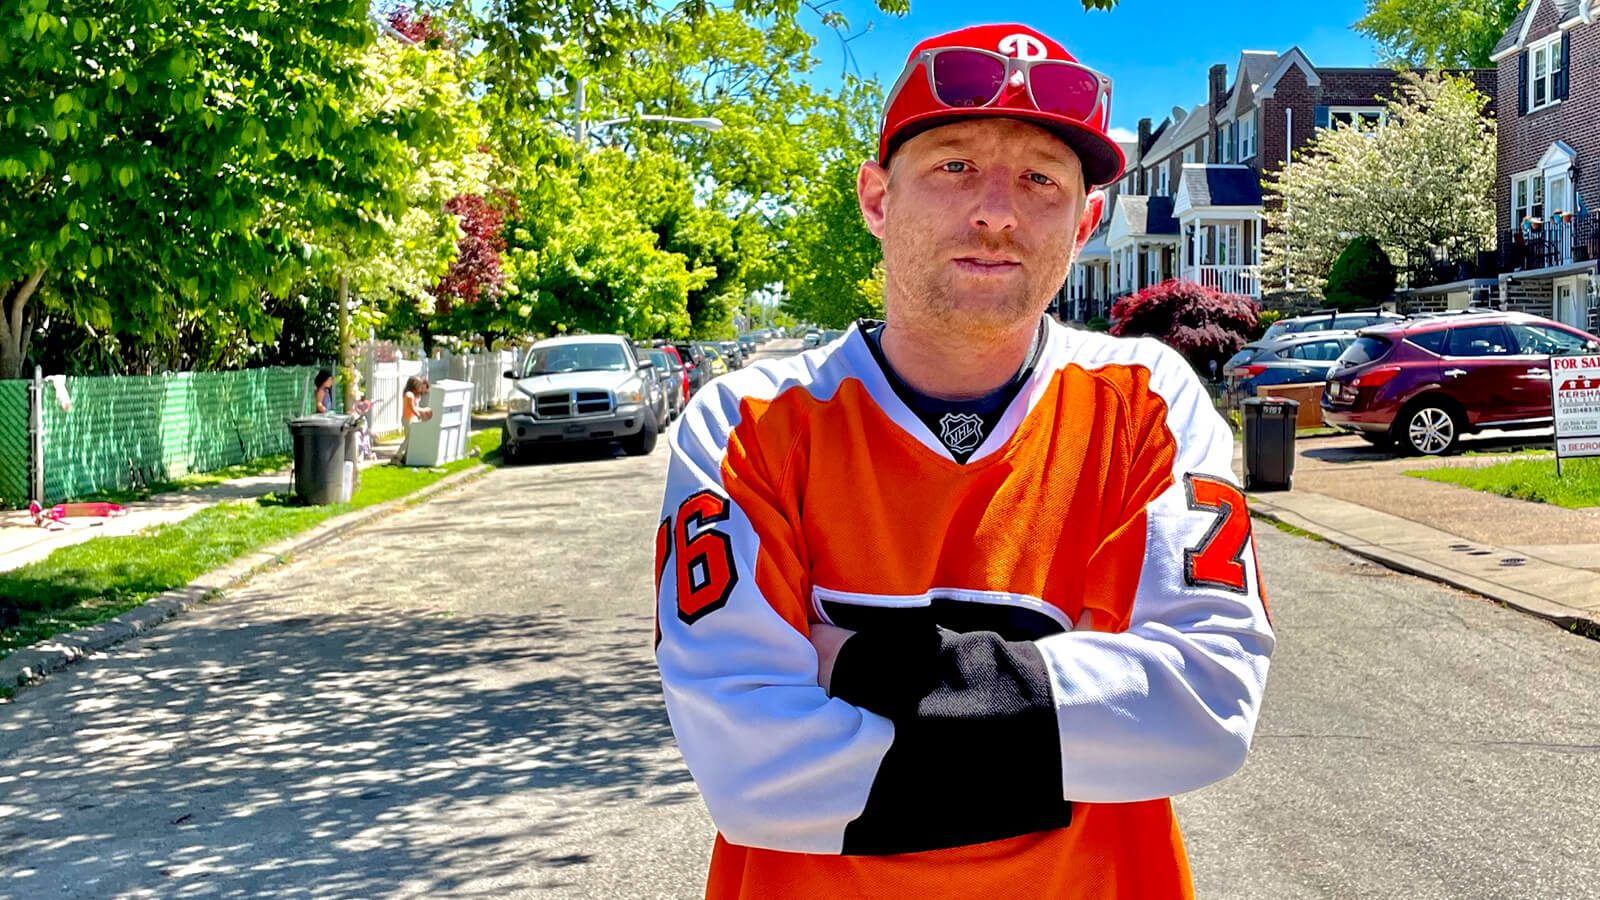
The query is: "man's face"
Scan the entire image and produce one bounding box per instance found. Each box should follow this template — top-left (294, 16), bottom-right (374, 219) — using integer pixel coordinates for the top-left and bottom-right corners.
top-left (858, 117), bottom-right (1102, 337)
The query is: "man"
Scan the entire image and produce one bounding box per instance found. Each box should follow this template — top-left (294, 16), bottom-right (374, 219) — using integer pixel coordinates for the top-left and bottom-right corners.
top-left (654, 23), bottom-right (1273, 899)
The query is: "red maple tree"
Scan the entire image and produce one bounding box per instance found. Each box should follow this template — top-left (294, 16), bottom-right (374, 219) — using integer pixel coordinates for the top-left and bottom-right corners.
top-left (434, 192), bottom-right (514, 314)
top-left (1110, 279), bottom-right (1260, 375)
top-left (387, 6), bottom-right (448, 47)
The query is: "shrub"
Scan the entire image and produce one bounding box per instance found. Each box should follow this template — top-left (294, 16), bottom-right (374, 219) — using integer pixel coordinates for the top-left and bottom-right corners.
top-left (1324, 236), bottom-right (1396, 312)
top-left (1110, 280), bottom-right (1260, 375)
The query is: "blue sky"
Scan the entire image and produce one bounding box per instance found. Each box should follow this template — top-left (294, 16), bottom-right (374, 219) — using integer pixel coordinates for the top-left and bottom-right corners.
top-left (805, 0), bottom-right (1383, 141)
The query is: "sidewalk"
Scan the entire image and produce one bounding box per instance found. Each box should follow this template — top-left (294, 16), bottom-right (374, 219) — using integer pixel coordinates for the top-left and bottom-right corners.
top-left (0, 421), bottom-right (428, 576)
top-left (1243, 433), bottom-right (1600, 629)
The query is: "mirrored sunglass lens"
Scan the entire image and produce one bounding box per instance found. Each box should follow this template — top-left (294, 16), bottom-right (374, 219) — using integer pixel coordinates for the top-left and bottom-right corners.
top-left (931, 51), bottom-right (1007, 108)
top-left (1028, 64), bottom-right (1103, 120)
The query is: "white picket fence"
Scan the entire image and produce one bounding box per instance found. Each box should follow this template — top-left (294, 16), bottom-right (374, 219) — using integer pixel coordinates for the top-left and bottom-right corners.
top-left (358, 347), bottom-right (523, 435)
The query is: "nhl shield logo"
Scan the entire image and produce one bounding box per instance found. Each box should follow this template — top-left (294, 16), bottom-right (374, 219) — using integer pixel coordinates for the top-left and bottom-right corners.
top-left (938, 413), bottom-right (985, 453)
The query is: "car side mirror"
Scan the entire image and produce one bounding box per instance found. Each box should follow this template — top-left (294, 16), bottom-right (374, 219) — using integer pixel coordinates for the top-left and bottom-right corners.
top-left (638, 359), bottom-right (655, 370)
top-left (503, 369), bottom-right (517, 380)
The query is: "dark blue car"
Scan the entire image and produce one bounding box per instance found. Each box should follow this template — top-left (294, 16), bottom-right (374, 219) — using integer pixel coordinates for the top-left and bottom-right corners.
top-left (1224, 331), bottom-right (1360, 407)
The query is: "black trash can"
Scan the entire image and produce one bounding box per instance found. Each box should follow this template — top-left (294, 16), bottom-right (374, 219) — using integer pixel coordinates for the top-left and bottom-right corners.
top-left (1241, 397), bottom-right (1298, 491)
top-left (289, 415), bottom-right (355, 505)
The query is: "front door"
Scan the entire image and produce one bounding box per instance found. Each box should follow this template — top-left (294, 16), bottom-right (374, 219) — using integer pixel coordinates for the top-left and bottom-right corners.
top-left (1548, 172), bottom-right (1573, 264)
top-left (1553, 278), bottom-right (1583, 329)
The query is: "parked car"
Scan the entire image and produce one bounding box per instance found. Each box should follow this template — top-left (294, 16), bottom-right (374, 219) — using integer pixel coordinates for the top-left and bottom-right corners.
top-left (647, 346), bottom-right (687, 419)
top-left (501, 334), bottom-right (662, 462)
top-left (718, 340), bottom-right (745, 370)
top-left (738, 334), bottom-right (759, 355)
top-left (658, 343), bottom-right (691, 407)
top-left (1223, 331), bottom-right (1360, 406)
top-left (1321, 311), bottom-right (1600, 455)
top-left (1261, 309), bottom-right (1405, 341)
top-left (699, 344), bottom-right (730, 377)
top-left (671, 341), bottom-right (710, 395)
top-left (802, 329), bottom-right (822, 348)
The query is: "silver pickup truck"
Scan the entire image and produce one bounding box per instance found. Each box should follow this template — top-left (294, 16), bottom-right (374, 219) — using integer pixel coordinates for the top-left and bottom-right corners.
top-left (501, 335), bottom-right (668, 463)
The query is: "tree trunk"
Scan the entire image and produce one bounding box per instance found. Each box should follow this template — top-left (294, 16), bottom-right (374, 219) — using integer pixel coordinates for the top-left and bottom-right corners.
top-left (0, 267), bottom-right (45, 379)
top-left (338, 272), bottom-right (356, 411)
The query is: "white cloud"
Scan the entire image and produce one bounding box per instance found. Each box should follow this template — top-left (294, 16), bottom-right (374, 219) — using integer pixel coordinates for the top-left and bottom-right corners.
top-left (1108, 126), bottom-right (1138, 143)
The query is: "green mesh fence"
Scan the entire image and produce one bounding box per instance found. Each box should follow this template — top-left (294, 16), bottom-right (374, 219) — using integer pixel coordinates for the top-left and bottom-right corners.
top-left (0, 381), bottom-right (28, 508)
top-left (36, 367), bottom-right (319, 504)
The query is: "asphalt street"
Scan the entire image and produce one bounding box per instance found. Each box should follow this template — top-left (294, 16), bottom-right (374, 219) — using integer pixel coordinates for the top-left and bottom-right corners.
top-left (2, 344), bottom-right (1598, 899)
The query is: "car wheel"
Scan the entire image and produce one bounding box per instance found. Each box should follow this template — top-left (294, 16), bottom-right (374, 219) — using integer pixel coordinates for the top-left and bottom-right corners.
top-left (1397, 402), bottom-right (1462, 456)
top-left (624, 414), bottom-right (659, 456)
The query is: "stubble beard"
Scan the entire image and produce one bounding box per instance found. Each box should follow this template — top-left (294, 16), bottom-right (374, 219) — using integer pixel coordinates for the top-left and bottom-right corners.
top-left (881, 225), bottom-right (1075, 343)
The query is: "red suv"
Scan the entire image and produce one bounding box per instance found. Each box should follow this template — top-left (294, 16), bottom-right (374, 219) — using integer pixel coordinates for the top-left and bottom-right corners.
top-left (1321, 311), bottom-right (1600, 455)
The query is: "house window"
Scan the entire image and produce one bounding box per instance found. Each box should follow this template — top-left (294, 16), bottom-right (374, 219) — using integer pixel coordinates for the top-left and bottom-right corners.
top-left (1530, 36), bottom-right (1561, 112)
top-left (1219, 122), bottom-right (1235, 164)
top-left (1238, 116), bottom-right (1256, 160)
top-left (1512, 170), bottom-right (1545, 231)
top-left (1328, 107), bottom-right (1385, 133)
top-left (1157, 166), bottom-right (1170, 196)
top-left (1182, 144), bottom-right (1198, 166)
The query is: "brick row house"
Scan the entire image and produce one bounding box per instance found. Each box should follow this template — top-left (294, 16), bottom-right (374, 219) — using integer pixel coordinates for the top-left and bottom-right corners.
top-left (1493, 0), bottom-right (1598, 331)
top-left (1063, 49), bottom-right (1495, 322)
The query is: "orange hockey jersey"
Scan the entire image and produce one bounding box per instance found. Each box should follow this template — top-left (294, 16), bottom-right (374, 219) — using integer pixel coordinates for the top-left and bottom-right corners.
top-left (653, 320), bottom-right (1274, 899)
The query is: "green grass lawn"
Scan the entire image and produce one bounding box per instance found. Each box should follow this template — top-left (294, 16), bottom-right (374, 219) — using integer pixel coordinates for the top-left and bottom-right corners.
top-left (0, 429), bottom-right (502, 667)
top-left (1407, 456), bottom-right (1600, 509)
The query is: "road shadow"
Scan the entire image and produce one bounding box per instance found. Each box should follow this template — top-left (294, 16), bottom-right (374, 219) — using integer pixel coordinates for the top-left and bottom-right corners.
top-left (0, 610), bottom-right (691, 897)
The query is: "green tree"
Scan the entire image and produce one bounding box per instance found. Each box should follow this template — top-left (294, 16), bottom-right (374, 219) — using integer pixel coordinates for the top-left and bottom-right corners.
top-left (1324, 236), bottom-right (1398, 310)
top-left (0, 0), bottom-right (432, 377)
top-left (1355, 0), bottom-right (1526, 68)
top-left (1263, 72), bottom-right (1496, 296)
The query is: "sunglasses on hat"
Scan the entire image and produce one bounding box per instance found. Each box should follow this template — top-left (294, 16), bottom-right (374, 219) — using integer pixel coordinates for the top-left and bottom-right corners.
top-left (882, 46), bottom-right (1112, 133)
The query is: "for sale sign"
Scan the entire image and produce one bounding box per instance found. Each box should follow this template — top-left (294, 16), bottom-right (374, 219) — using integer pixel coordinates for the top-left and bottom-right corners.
top-left (1551, 354), bottom-right (1600, 459)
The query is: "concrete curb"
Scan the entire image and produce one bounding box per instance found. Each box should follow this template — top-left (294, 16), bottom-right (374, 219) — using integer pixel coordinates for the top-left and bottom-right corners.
top-left (1, 464), bottom-right (493, 697)
top-left (1250, 504), bottom-right (1598, 636)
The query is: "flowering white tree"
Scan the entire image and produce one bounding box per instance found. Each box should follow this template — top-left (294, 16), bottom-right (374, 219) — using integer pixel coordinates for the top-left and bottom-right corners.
top-left (1263, 71), bottom-right (1496, 296)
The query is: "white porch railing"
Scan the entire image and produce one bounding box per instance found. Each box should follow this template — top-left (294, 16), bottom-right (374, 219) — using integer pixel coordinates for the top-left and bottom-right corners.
top-left (1194, 264), bottom-right (1262, 298)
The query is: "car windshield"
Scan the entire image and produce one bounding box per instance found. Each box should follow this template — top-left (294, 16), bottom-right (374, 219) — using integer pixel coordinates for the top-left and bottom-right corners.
top-left (1339, 336), bottom-right (1393, 367)
top-left (1224, 347), bottom-right (1263, 369)
top-left (648, 350), bottom-right (671, 369)
top-left (525, 343), bottom-right (630, 375)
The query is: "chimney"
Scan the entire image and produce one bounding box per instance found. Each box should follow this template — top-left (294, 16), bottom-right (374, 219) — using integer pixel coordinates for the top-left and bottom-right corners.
top-left (1137, 117), bottom-right (1153, 155)
top-left (1209, 64), bottom-right (1228, 109)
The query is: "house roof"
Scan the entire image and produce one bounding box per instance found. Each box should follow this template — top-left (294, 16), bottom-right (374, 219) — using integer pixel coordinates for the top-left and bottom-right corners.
top-left (1077, 231), bottom-right (1110, 260)
top-left (1113, 195), bottom-right (1180, 237)
top-left (1222, 51), bottom-right (1280, 119)
top-left (1143, 103), bottom-right (1208, 165)
top-left (1241, 51), bottom-right (1279, 88)
top-left (1176, 165), bottom-right (1264, 214)
top-left (1255, 47), bottom-right (1321, 100)
top-left (1494, 0), bottom-right (1589, 56)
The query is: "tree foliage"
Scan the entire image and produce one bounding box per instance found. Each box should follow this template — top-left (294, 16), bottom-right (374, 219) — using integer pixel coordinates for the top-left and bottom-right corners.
top-left (0, 0), bottom-right (473, 376)
top-left (1355, 0), bottom-right (1526, 68)
top-left (1324, 236), bottom-right (1398, 311)
top-left (1262, 71), bottom-right (1496, 297)
top-left (1110, 280), bottom-right (1259, 375)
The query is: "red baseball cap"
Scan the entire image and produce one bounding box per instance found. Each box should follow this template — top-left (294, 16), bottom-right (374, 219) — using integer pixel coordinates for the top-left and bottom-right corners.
top-left (878, 23), bottom-right (1127, 187)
